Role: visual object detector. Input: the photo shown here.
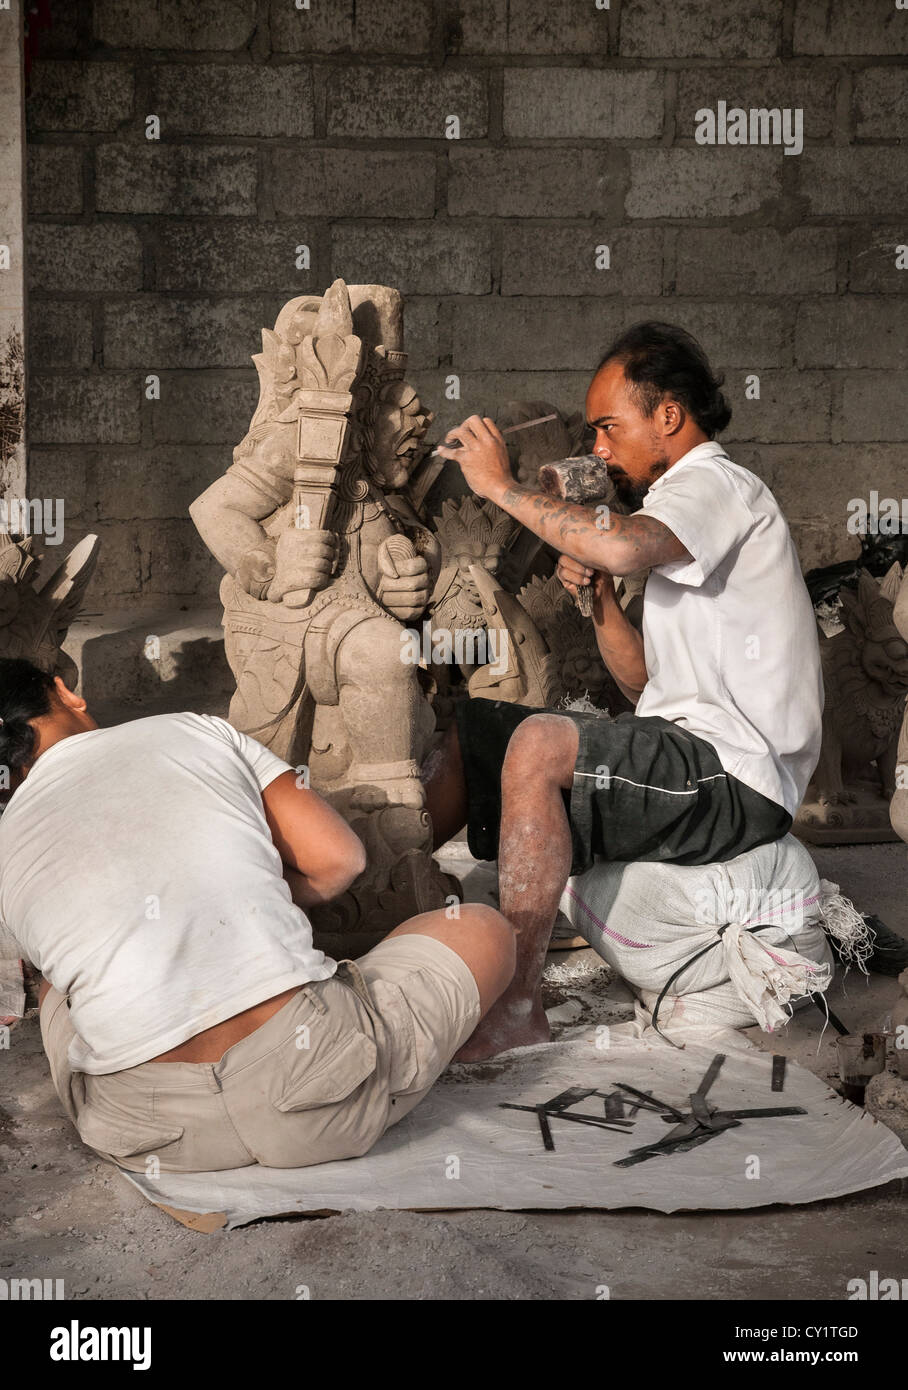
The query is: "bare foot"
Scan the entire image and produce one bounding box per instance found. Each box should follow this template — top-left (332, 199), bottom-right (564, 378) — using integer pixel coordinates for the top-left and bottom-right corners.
top-left (454, 997), bottom-right (551, 1062)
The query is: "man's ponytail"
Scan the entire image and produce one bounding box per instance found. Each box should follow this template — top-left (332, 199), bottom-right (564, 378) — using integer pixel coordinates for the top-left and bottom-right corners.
top-left (0, 659), bottom-right (56, 776)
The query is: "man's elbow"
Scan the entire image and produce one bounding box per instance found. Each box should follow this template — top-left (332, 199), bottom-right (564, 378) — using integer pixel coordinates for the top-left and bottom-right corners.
top-left (343, 835), bottom-right (368, 884)
top-left (314, 834), bottom-right (367, 897)
top-left (604, 551), bottom-right (643, 578)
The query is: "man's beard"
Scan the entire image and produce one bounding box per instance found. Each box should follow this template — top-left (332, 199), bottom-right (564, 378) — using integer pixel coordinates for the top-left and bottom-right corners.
top-left (609, 456), bottom-right (669, 511)
top-left (611, 475), bottom-right (652, 510)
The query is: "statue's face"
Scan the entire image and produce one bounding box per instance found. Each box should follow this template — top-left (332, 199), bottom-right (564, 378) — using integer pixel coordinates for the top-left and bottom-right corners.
top-left (861, 631), bottom-right (908, 697)
top-left (371, 379), bottom-right (433, 489)
top-left (435, 540), bottom-right (504, 628)
top-left (562, 645), bottom-right (606, 698)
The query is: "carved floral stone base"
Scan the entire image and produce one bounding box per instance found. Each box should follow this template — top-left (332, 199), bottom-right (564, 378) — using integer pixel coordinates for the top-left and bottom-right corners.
top-left (795, 784), bottom-right (902, 846)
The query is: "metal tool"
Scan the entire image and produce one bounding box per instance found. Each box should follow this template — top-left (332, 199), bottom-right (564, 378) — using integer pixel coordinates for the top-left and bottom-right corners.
top-left (615, 1120), bottom-right (742, 1168)
top-left (603, 1092), bottom-right (626, 1121)
top-left (499, 1103), bottom-right (632, 1134)
top-left (611, 1054), bottom-right (807, 1168)
top-left (713, 1107), bottom-right (806, 1120)
top-left (809, 993), bottom-right (850, 1036)
top-left (431, 412), bottom-right (558, 459)
top-left (689, 1093), bottom-right (715, 1129)
top-left (500, 1053), bottom-right (808, 1164)
top-left (612, 1082), bottom-right (687, 1122)
top-left (694, 1052), bottom-right (726, 1098)
top-left (543, 1086), bottom-right (600, 1112)
top-left (536, 1106), bottom-right (555, 1152)
top-left (771, 1054), bottom-right (787, 1092)
top-left (545, 1111), bottom-right (633, 1133)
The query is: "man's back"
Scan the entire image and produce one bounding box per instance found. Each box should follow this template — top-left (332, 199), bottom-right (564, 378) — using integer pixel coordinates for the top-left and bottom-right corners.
top-left (636, 440), bottom-right (823, 815)
top-left (0, 712), bottom-right (334, 1073)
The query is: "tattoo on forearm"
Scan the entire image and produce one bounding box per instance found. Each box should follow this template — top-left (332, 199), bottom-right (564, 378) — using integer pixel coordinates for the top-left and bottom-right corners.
top-left (495, 486), bottom-right (686, 571)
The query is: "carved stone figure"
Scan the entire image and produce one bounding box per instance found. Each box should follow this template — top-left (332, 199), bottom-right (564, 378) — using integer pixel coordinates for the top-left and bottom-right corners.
top-left (0, 531), bottom-right (99, 686)
top-left (518, 573), bottom-right (629, 711)
top-left (429, 495), bottom-right (520, 647)
top-left (461, 566), bottom-right (631, 712)
top-left (796, 565), bottom-right (908, 845)
top-left (190, 282), bottom-right (455, 947)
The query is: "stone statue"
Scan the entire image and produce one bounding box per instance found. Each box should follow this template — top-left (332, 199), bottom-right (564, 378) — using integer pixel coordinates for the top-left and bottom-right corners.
top-left (429, 496), bottom-right (520, 647)
top-left (796, 565), bottom-right (908, 845)
top-left (517, 573), bottom-right (630, 711)
top-left (189, 281), bottom-right (455, 948)
top-left (459, 566), bottom-right (632, 712)
top-left (0, 531), bottom-right (99, 686)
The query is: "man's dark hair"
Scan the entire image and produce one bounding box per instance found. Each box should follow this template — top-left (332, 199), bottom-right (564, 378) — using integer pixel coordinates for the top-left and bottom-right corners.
top-left (0, 658), bottom-right (56, 774)
top-left (597, 321), bottom-right (732, 438)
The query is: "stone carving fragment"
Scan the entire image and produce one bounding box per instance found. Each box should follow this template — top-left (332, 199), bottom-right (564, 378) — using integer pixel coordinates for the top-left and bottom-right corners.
top-left (0, 531), bottom-right (99, 688)
top-left (797, 565), bottom-right (908, 844)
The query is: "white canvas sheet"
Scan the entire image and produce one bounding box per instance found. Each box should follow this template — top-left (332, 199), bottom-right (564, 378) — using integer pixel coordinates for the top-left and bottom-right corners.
top-left (122, 1026), bottom-right (908, 1229)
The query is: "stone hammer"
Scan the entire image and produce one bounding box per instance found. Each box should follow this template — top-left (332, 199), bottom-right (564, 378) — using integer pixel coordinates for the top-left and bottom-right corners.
top-left (537, 453), bottom-right (613, 616)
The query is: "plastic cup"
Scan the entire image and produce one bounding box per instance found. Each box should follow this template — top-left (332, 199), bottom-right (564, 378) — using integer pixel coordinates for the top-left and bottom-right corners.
top-left (836, 1033), bottom-right (887, 1091)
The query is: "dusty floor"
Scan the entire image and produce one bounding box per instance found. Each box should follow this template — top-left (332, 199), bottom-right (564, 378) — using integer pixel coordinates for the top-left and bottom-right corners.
top-left (1, 838), bottom-right (906, 1301)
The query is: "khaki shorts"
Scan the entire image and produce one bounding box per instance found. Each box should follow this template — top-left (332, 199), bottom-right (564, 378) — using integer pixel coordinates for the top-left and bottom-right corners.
top-left (39, 934), bottom-right (482, 1174)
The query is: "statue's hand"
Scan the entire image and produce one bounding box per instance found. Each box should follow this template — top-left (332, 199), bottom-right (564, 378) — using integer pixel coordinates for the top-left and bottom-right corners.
top-left (269, 528), bottom-right (337, 604)
top-left (376, 538), bottom-right (431, 621)
top-left (236, 543), bottom-right (277, 601)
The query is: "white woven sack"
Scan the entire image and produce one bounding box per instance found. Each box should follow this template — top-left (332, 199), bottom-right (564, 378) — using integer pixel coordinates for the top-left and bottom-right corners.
top-left (558, 834), bottom-right (852, 1032)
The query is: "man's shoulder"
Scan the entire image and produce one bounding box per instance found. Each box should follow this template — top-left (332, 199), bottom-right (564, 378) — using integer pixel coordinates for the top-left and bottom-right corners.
top-left (670, 448), bottom-right (781, 520)
top-left (94, 711), bottom-right (231, 750)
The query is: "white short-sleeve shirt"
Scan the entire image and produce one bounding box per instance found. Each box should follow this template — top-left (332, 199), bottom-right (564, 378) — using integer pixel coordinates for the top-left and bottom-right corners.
top-left (634, 440), bottom-right (823, 816)
top-left (0, 713), bottom-right (337, 1073)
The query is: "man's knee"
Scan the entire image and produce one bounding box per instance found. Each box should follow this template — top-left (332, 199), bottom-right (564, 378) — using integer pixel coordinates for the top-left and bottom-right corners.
top-left (388, 903), bottom-right (515, 1011)
top-left (393, 902), bottom-right (513, 957)
top-left (502, 713), bottom-right (579, 784)
top-left (457, 903), bottom-right (515, 958)
top-left (450, 904), bottom-right (516, 1009)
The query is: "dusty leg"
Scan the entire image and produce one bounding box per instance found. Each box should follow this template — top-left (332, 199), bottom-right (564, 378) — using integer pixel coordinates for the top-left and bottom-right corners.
top-left (421, 719), bottom-right (468, 849)
top-left (454, 713), bottom-right (579, 1061)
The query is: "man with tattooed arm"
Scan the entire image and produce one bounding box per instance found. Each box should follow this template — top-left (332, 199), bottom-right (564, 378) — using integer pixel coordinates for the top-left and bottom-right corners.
top-left (425, 321), bottom-right (824, 1061)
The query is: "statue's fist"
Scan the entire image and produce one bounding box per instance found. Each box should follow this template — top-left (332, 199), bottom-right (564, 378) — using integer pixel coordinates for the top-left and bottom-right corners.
top-left (236, 543), bottom-right (277, 601)
top-left (376, 537), bottom-right (431, 621)
top-left (269, 528), bottom-right (337, 604)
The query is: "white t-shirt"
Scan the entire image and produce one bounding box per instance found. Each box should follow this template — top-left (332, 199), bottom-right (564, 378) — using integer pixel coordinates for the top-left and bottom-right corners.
top-left (634, 440), bottom-right (823, 816)
top-left (0, 713), bottom-right (336, 1073)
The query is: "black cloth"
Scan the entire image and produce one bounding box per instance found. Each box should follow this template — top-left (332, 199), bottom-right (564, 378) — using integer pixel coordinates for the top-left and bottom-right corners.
top-left (453, 698), bottom-right (792, 879)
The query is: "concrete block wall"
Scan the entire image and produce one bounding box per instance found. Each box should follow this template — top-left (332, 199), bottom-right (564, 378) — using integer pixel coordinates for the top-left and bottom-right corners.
top-left (24, 0), bottom-right (908, 606)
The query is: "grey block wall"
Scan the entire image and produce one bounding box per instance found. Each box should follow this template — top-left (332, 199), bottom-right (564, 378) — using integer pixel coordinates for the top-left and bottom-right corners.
top-left (24, 0), bottom-right (908, 605)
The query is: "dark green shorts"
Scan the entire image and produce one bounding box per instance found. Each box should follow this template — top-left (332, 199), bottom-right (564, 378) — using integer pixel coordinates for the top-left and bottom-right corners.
top-left (453, 698), bottom-right (792, 878)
